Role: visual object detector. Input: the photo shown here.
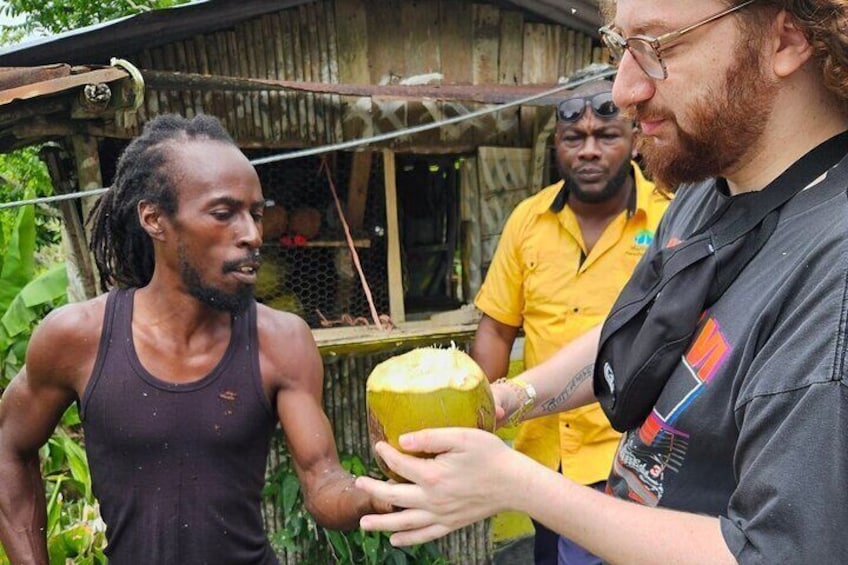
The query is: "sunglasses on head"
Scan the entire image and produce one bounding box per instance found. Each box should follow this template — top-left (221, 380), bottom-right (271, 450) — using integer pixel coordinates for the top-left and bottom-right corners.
top-left (557, 92), bottom-right (619, 123)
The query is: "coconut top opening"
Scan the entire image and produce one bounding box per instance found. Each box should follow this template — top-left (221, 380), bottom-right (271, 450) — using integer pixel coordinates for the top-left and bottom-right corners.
top-left (367, 347), bottom-right (486, 393)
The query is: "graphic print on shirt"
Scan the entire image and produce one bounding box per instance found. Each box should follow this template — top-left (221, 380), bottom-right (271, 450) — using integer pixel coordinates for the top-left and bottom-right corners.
top-left (609, 316), bottom-right (731, 506)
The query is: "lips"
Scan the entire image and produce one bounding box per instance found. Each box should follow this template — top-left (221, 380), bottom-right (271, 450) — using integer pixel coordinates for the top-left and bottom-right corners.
top-left (635, 112), bottom-right (669, 137)
top-left (228, 261), bottom-right (260, 284)
top-left (575, 168), bottom-right (606, 183)
top-left (638, 119), bottom-right (666, 136)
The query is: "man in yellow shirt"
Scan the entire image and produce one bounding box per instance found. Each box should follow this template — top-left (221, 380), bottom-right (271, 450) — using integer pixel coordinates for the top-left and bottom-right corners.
top-left (471, 79), bottom-right (669, 564)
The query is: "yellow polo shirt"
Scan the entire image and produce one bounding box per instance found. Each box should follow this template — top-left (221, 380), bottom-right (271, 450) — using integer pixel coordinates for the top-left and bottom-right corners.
top-left (475, 164), bottom-right (669, 484)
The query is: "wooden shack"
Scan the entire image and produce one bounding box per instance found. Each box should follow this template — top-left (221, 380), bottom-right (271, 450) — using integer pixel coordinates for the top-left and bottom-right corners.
top-left (0, 0), bottom-right (607, 561)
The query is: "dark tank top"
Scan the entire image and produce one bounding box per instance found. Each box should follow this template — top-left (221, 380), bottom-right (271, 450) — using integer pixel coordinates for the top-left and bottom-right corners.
top-left (80, 288), bottom-right (279, 564)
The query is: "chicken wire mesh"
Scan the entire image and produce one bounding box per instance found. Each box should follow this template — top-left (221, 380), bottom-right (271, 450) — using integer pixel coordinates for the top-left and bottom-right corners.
top-left (249, 150), bottom-right (389, 329)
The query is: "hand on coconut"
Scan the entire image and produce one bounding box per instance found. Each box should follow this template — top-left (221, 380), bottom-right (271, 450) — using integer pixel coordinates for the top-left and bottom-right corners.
top-left (491, 377), bottom-right (537, 429)
top-left (356, 427), bottom-right (528, 546)
top-left (491, 381), bottom-right (517, 428)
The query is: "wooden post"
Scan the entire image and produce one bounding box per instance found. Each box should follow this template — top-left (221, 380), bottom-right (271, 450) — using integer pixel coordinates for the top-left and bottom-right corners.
top-left (382, 149), bottom-right (405, 324)
top-left (346, 151), bottom-right (373, 232)
top-left (40, 142), bottom-right (98, 301)
top-left (459, 156), bottom-right (482, 303)
top-left (71, 135), bottom-right (104, 298)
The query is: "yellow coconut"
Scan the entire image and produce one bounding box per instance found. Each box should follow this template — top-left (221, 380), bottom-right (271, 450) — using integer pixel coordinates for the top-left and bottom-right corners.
top-left (366, 346), bottom-right (496, 482)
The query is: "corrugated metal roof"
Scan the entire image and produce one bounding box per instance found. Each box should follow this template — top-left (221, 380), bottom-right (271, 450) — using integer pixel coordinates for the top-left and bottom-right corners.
top-left (0, 0), bottom-right (602, 67)
top-left (0, 0), bottom-right (309, 67)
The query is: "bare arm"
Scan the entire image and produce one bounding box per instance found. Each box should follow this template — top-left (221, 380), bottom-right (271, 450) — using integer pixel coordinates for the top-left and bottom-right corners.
top-left (356, 430), bottom-right (735, 564)
top-left (469, 314), bottom-right (518, 382)
top-left (0, 307), bottom-right (87, 564)
top-left (263, 309), bottom-right (389, 530)
top-left (496, 325), bottom-right (602, 423)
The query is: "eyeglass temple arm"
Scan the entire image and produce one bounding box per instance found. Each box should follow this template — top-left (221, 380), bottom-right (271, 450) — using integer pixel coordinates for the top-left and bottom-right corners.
top-left (654, 0), bottom-right (757, 46)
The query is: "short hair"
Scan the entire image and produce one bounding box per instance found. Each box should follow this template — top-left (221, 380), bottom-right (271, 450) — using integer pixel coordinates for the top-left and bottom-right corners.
top-left (88, 114), bottom-right (236, 291)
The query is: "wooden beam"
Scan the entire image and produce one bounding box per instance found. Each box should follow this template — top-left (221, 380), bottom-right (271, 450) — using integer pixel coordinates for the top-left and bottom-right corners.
top-left (382, 149), bottom-right (405, 324)
top-left (346, 151), bottom-right (372, 232)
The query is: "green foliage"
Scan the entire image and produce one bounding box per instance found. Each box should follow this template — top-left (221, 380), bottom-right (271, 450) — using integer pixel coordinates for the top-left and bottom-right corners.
top-left (0, 0), bottom-right (191, 38)
top-left (0, 201), bottom-right (68, 387)
top-left (0, 202), bottom-right (106, 564)
top-left (0, 147), bottom-right (61, 255)
top-left (264, 452), bottom-right (448, 565)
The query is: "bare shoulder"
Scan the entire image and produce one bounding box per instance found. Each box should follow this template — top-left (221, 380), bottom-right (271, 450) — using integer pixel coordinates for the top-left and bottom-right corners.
top-left (256, 302), bottom-right (312, 340)
top-left (255, 303), bottom-right (322, 390)
top-left (26, 294), bottom-right (109, 391)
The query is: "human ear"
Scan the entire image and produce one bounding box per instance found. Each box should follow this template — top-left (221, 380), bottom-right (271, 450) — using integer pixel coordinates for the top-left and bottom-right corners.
top-left (772, 10), bottom-right (814, 78)
top-left (138, 200), bottom-right (166, 240)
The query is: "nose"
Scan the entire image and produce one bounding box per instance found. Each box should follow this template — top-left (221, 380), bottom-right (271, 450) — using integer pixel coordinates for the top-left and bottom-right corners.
top-left (578, 134), bottom-right (602, 160)
top-left (239, 211), bottom-right (263, 250)
top-left (611, 51), bottom-right (656, 112)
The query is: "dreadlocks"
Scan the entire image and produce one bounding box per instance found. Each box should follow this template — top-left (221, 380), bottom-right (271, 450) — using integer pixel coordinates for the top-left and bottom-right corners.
top-left (88, 114), bottom-right (235, 292)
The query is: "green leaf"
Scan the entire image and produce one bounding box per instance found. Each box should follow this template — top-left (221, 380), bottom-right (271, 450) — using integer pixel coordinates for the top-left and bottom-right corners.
top-left (46, 531), bottom-right (69, 565)
top-left (0, 263), bottom-right (67, 337)
top-left (60, 404), bottom-right (82, 427)
top-left (325, 530), bottom-right (351, 563)
top-left (281, 473), bottom-right (301, 516)
top-left (60, 522), bottom-right (93, 556)
top-left (386, 548), bottom-right (409, 565)
top-left (20, 262), bottom-right (67, 307)
top-left (45, 477), bottom-right (64, 535)
top-left (0, 202), bottom-right (35, 311)
top-left (60, 433), bottom-right (92, 500)
top-left (362, 534), bottom-right (380, 564)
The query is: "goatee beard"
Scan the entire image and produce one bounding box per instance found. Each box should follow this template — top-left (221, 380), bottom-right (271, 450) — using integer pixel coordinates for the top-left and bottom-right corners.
top-left (565, 161), bottom-right (633, 204)
top-left (178, 246), bottom-right (254, 315)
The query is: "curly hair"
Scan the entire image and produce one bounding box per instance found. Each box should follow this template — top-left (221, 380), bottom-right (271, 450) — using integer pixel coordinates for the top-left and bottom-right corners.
top-left (88, 114), bottom-right (236, 292)
top-left (760, 0), bottom-right (848, 103)
top-left (598, 1), bottom-right (848, 104)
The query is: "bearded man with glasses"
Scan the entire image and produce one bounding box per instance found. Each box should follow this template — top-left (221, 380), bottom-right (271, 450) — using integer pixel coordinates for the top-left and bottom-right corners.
top-left (356, 1), bottom-right (848, 563)
top-left (470, 79), bottom-right (669, 565)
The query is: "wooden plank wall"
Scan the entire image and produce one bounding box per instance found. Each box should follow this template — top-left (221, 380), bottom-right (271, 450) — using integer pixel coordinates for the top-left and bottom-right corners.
top-left (127, 0), bottom-right (602, 152)
top-left (476, 146), bottom-right (534, 269)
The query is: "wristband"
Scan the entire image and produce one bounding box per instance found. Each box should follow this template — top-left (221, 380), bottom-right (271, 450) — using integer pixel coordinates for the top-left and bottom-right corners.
top-left (495, 377), bottom-right (537, 427)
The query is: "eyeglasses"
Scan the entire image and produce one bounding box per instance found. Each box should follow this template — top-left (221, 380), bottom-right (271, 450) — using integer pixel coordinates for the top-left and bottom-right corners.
top-left (557, 91), bottom-right (619, 122)
top-left (599, 0), bottom-right (756, 80)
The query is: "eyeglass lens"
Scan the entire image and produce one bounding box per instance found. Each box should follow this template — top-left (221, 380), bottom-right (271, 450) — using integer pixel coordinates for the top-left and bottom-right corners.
top-left (558, 92), bottom-right (619, 122)
top-left (627, 40), bottom-right (665, 79)
top-left (601, 30), bottom-right (664, 80)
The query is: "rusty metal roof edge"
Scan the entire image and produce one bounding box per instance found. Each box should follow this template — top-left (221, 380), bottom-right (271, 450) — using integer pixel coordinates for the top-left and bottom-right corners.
top-left (0, 66), bottom-right (129, 107)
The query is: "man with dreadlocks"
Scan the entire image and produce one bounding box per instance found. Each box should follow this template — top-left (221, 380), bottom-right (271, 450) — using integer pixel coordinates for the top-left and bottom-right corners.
top-left (0, 114), bottom-right (390, 564)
